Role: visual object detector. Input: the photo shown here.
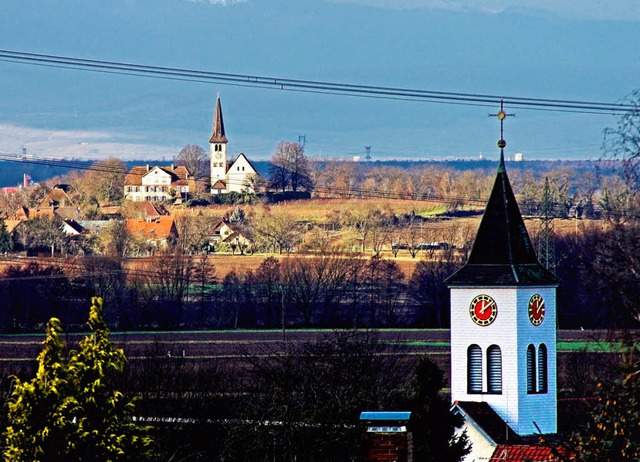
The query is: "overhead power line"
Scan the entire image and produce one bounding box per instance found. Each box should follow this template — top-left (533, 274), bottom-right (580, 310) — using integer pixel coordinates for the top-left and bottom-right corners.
top-left (0, 49), bottom-right (636, 115)
top-left (0, 148), bottom-right (620, 218)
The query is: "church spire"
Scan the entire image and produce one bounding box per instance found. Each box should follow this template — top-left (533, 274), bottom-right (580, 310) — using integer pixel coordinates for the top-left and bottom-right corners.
top-left (209, 93), bottom-right (227, 144)
top-left (446, 102), bottom-right (558, 286)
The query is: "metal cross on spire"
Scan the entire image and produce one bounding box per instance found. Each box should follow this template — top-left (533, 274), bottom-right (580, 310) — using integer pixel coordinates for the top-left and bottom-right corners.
top-left (489, 99), bottom-right (516, 153)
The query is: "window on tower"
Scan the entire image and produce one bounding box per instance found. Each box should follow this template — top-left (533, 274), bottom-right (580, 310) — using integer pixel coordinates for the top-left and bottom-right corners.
top-left (487, 345), bottom-right (502, 393)
top-left (538, 344), bottom-right (548, 393)
top-left (527, 344), bottom-right (548, 394)
top-left (467, 345), bottom-right (482, 394)
top-left (527, 344), bottom-right (536, 393)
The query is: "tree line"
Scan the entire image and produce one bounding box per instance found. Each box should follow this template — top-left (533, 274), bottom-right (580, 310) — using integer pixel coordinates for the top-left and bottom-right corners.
top-left (2, 214), bottom-right (640, 334)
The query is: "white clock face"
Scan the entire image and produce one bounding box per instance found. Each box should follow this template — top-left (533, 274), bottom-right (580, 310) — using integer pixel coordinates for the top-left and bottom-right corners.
top-left (215, 151), bottom-right (222, 159)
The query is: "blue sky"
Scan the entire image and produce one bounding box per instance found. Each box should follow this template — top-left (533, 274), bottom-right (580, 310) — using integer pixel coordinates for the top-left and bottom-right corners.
top-left (0, 0), bottom-right (639, 163)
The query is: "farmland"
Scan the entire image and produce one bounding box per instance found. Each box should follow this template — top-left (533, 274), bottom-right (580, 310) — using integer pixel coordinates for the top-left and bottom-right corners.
top-left (0, 328), bottom-right (625, 391)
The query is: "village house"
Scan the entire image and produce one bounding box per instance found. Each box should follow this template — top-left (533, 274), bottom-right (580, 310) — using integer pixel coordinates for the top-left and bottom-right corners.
top-left (5, 185), bottom-right (87, 242)
top-left (125, 215), bottom-right (178, 251)
top-left (124, 164), bottom-right (195, 203)
top-left (209, 218), bottom-right (253, 253)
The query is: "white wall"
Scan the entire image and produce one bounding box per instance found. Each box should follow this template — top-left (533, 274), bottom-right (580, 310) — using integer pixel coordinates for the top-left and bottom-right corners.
top-left (450, 285), bottom-right (557, 435)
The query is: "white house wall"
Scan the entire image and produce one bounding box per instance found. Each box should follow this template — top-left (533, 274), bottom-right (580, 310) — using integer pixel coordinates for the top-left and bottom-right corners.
top-left (226, 155), bottom-right (256, 193)
top-left (456, 421), bottom-right (495, 462)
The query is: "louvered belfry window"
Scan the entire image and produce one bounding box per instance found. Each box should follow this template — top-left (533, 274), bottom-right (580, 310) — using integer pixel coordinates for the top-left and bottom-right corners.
top-left (468, 345), bottom-right (483, 393)
top-left (527, 344), bottom-right (536, 393)
top-left (538, 344), bottom-right (548, 393)
top-left (487, 345), bottom-right (502, 393)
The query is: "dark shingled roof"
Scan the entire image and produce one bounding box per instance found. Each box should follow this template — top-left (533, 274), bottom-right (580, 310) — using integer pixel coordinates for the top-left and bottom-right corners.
top-left (445, 153), bottom-right (559, 286)
top-left (209, 95), bottom-right (228, 144)
top-left (452, 401), bottom-right (520, 444)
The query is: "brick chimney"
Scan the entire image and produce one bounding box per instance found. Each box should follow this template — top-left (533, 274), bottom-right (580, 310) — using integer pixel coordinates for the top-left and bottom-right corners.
top-left (360, 412), bottom-right (413, 462)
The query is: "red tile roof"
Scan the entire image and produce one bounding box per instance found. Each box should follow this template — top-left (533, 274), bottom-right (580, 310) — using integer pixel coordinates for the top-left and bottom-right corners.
top-left (124, 166), bottom-right (148, 186)
top-left (490, 445), bottom-right (555, 461)
top-left (126, 216), bottom-right (177, 240)
top-left (124, 165), bottom-right (194, 188)
top-left (144, 201), bottom-right (164, 217)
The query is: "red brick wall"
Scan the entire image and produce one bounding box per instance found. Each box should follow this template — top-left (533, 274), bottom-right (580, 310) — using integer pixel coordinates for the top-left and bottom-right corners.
top-left (361, 432), bottom-right (413, 462)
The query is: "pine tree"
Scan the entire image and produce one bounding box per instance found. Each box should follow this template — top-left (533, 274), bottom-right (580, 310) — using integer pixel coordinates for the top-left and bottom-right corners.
top-left (407, 357), bottom-right (471, 462)
top-left (0, 217), bottom-right (12, 253)
top-left (3, 297), bottom-right (154, 461)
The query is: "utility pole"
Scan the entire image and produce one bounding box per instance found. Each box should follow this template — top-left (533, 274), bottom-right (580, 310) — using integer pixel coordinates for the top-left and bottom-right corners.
top-left (538, 177), bottom-right (556, 272)
top-left (365, 146), bottom-right (372, 162)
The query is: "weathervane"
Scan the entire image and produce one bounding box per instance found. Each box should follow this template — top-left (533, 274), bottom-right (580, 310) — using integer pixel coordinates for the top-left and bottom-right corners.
top-left (489, 99), bottom-right (515, 152)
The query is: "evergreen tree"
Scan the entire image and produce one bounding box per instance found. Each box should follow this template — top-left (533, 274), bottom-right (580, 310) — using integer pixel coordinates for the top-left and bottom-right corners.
top-left (406, 357), bottom-right (470, 462)
top-left (3, 297), bottom-right (154, 461)
top-left (0, 217), bottom-right (12, 253)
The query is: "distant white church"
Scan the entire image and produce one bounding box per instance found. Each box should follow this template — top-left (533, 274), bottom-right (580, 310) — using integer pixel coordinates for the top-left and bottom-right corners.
top-left (124, 95), bottom-right (259, 202)
top-left (209, 96), bottom-right (260, 194)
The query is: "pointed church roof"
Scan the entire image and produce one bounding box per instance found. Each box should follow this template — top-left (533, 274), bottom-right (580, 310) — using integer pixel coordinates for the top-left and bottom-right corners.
top-left (445, 153), bottom-right (559, 286)
top-left (209, 95), bottom-right (228, 144)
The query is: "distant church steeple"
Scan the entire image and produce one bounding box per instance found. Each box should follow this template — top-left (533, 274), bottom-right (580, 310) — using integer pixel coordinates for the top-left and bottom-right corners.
top-left (210, 92), bottom-right (228, 144)
top-left (446, 103), bottom-right (559, 452)
top-left (210, 93), bottom-right (229, 188)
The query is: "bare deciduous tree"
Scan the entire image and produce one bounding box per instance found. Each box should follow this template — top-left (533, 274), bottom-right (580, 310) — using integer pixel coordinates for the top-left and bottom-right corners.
top-left (268, 140), bottom-right (313, 192)
top-left (175, 144), bottom-right (209, 193)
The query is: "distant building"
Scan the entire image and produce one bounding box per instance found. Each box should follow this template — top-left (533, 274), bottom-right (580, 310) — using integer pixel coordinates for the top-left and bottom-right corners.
top-left (37, 185), bottom-right (73, 209)
top-left (514, 152), bottom-right (524, 162)
top-left (209, 95), bottom-right (260, 194)
top-left (126, 215), bottom-right (178, 249)
top-left (124, 164), bottom-right (195, 203)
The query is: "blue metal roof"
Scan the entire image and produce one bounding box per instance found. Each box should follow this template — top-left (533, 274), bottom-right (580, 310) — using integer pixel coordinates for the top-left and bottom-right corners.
top-left (359, 411), bottom-right (411, 421)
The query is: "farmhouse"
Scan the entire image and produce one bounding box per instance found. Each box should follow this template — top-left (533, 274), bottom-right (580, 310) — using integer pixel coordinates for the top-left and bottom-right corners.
top-left (126, 215), bottom-right (178, 250)
top-left (210, 218), bottom-right (253, 253)
top-left (124, 164), bottom-right (195, 203)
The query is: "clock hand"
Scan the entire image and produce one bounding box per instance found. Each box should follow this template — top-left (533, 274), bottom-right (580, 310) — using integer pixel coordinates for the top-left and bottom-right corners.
top-left (480, 300), bottom-right (493, 314)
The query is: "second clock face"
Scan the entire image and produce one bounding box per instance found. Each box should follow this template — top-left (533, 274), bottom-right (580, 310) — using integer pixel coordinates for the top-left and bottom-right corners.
top-left (469, 294), bottom-right (497, 326)
top-left (528, 294), bottom-right (545, 326)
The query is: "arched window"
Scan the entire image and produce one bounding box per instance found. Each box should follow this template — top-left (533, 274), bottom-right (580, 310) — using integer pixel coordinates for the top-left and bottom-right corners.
top-left (527, 344), bottom-right (536, 394)
top-left (467, 345), bottom-right (482, 393)
top-left (487, 345), bottom-right (502, 393)
top-left (538, 344), bottom-right (548, 393)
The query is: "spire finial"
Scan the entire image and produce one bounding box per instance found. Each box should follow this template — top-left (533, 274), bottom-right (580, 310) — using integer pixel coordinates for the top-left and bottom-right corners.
top-left (489, 100), bottom-right (515, 172)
